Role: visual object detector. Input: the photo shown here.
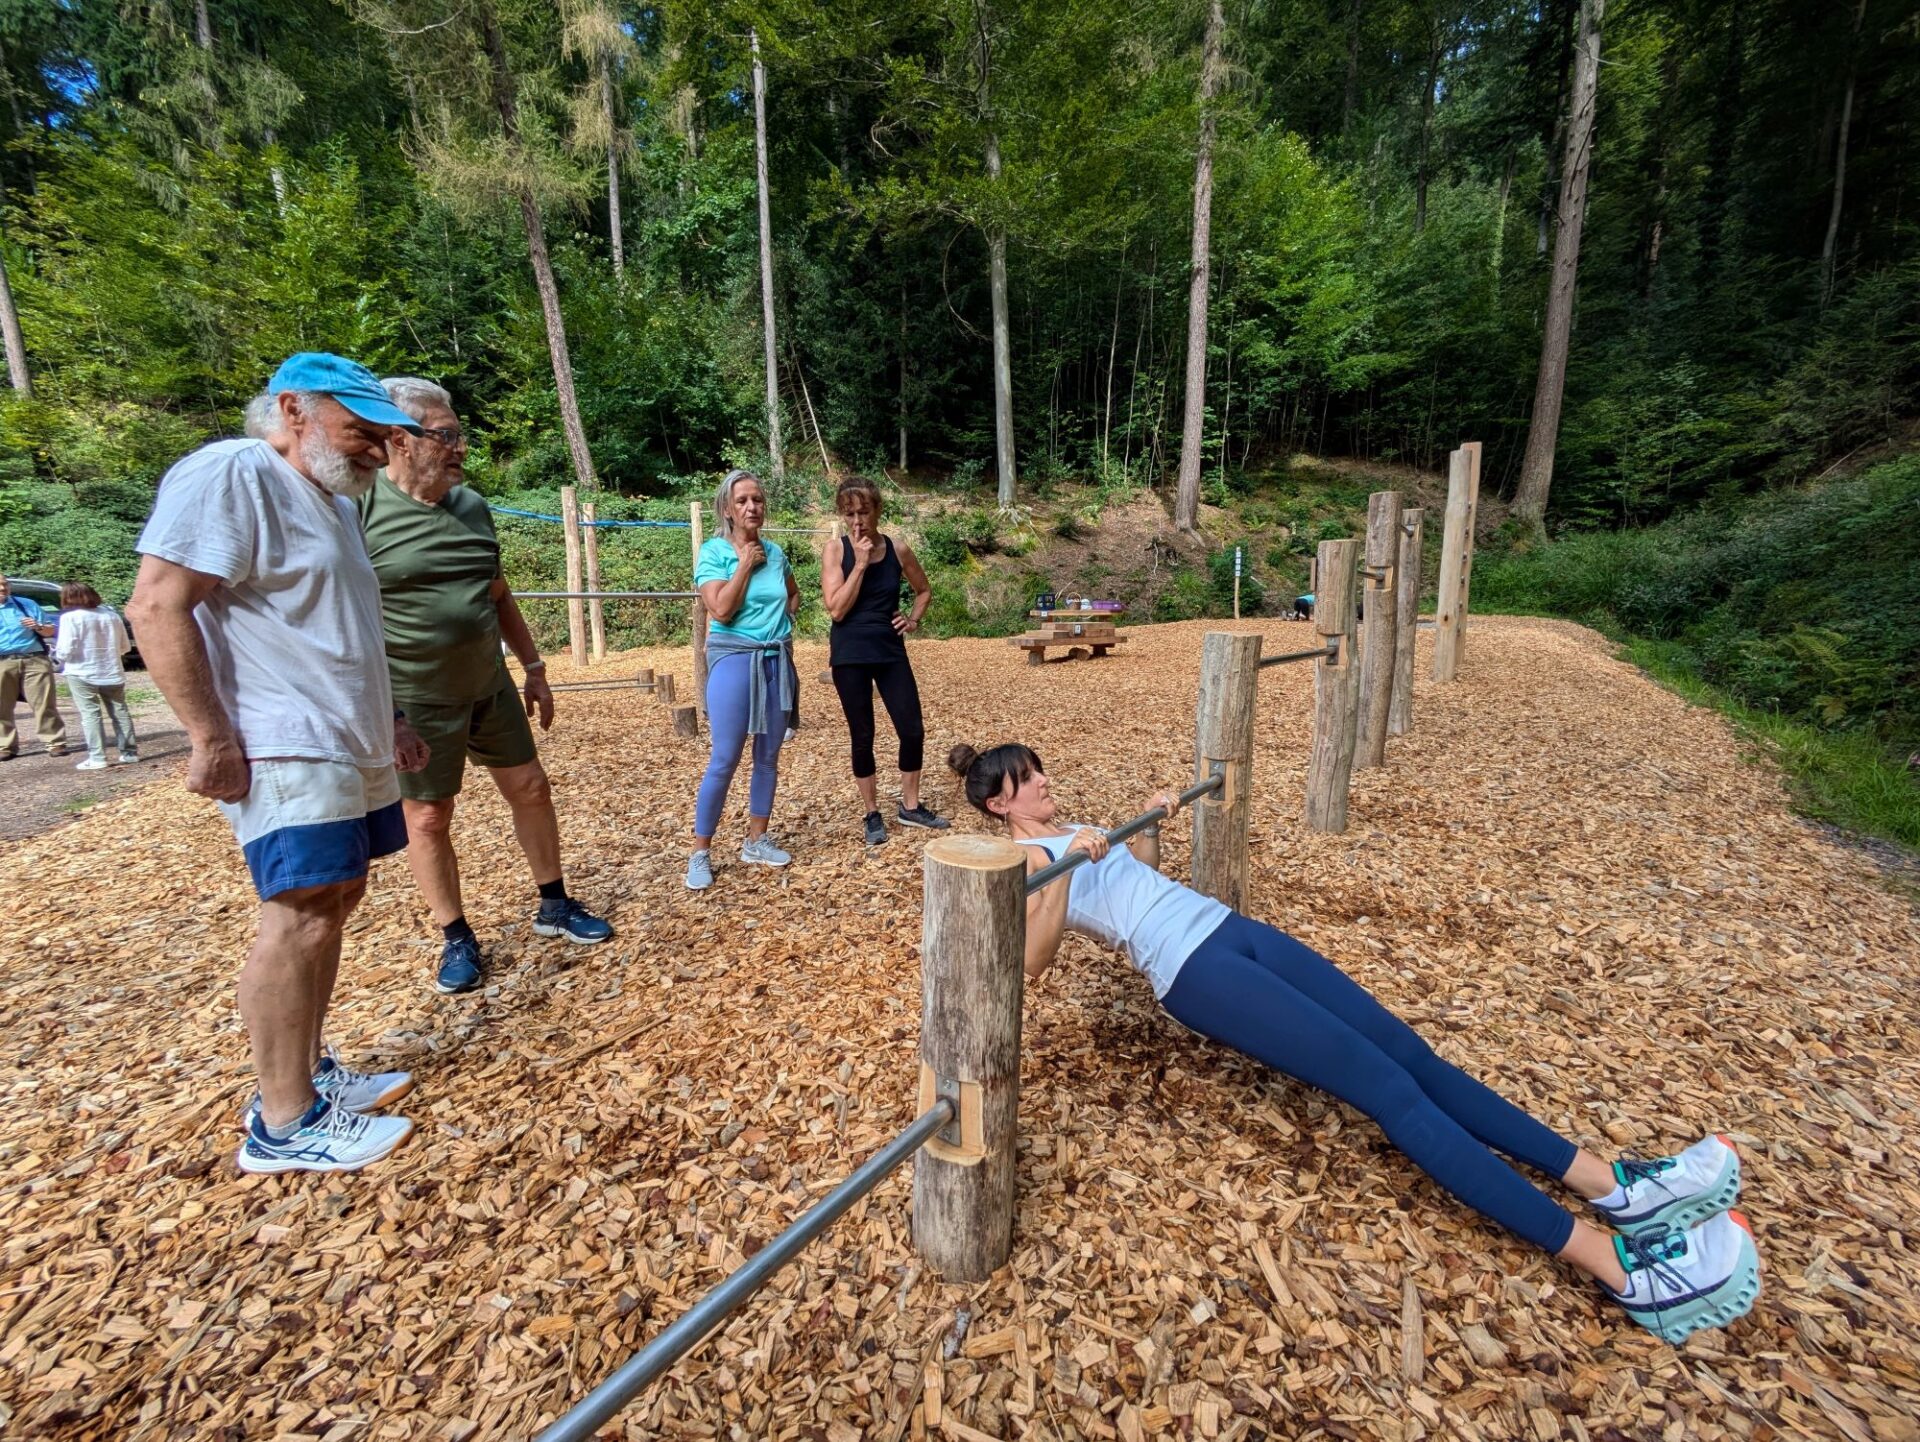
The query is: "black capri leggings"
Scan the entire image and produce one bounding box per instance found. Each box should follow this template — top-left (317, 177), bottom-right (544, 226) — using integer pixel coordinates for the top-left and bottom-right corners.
top-left (830, 659), bottom-right (925, 778)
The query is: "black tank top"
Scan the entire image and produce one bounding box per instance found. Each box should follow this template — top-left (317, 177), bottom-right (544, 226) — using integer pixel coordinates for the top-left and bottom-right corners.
top-left (830, 535), bottom-right (909, 666)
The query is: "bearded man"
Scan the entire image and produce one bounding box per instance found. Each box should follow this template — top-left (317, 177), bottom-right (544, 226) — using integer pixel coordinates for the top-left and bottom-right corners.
top-left (128, 353), bottom-right (428, 1176)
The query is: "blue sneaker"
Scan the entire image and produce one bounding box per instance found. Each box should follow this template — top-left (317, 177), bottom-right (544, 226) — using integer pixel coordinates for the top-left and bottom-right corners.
top-left (236, 1097), bottom-right (414, 1175)
top-left (1607, 1211), bottom-right (1761, 1344)
top-left (435, 934), bottom-right (484, 994)
top-left (1594, 1134), bottom-right (1741, 1237)
top-left (533, 896), bottom-right (613, 945)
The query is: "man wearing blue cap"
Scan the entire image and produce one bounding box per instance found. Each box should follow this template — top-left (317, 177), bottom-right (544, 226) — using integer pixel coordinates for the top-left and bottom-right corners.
top-left (128, 353), bottom-right (432, 1176)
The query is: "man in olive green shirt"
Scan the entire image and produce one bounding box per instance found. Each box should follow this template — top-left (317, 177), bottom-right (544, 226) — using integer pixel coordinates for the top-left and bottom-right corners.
top-left (360, 377), bottom-right (613, 995)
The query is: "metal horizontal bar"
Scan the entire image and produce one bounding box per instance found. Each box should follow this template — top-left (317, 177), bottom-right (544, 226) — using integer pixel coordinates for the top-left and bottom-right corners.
top-left (1024, 773), bottom-right (1224, 897)
top-left (512, 591), bottom-right (700, 601)
top-left (488, 505), bottom-right (691, 529)
top-left (759, 526), bottom-right (835, 536)
top-left (536, 1099), bottom-right (956, 1442)
top-left (1258, 643), bottom-right (1338, 669)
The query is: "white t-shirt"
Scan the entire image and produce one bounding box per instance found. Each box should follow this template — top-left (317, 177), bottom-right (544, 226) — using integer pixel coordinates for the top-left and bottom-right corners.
top-left (137, 439), bottom-right (395, 768)
top-left (54, 606), bottom-right (130, 686)
top-left (1017, 827), bottom-right (1232, 998)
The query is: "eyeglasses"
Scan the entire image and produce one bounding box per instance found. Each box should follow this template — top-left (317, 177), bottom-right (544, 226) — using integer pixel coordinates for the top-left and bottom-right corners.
top-left (415, 425), bottom-right (467, 449)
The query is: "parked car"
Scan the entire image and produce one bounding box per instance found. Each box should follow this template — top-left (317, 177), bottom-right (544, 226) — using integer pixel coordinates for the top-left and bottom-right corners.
top-left (10, 577), bottom-right (144, 670)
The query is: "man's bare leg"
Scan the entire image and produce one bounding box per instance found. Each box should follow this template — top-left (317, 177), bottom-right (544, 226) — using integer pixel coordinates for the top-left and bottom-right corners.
top-left (241, 879), bottom-right (361, 1128)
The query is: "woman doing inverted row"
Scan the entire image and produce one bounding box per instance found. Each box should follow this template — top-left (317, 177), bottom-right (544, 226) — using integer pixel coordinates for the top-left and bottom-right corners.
top-left (947, 741), bottom-right (1762, 1345)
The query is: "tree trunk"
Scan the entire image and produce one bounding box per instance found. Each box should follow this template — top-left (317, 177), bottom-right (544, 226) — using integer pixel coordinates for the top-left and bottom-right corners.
top-left (1342, 0), bottom-right (1364, 135)
top-left (603, 54), bottom-right (624, 280)
top-left (899, 280), bottom-right (909, 472)
top-left (1821, 0), bottom-right (1867, 306)
top-left (751, 29), bottom-right (784, 479)
top-left (0, 213), bottom-right (31, 397)
top-left (1536, 0), bottom-right (1576, 257)
top-left (1512, 0), bottom-right (1604, 532)
top-left (976, 6), bottom-right (1015, 506)
top-left (1415, 29), bottom-right (1441, 234)
top-left (194, 0), bottom-right (214, 49)
top-left (1491, 148), bottom-right (1514, 297)
top-left (1174, 0), bottom-right (1225, 533)
top-left (483, 11), bottom-right (598, 493)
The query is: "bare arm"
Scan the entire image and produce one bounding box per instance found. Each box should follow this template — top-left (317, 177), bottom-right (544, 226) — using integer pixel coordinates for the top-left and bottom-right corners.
top-left (492, 579), bottom-right (554, 730)
top-left (126, 554), bottom-right (249, 800)
top-left (1124, 791), bottom-right (1181, 871)
top-left (895, 542), bottom-right (932, 631)
top-left (821, 538), bottom-right (866, 621)
top-left (1023, 849), bottom-right (1073, 980)
top-left (699, 539), bottom-right (762, 623)
top-left (785, 564), bottom-right (801, 617)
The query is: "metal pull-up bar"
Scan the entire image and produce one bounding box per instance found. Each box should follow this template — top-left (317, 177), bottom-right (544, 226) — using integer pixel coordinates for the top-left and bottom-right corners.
top-left (537, 1099), bottom-right (958, 1442)
top-left (1023, 772), bottom-right (1225, 896)
top-left (1258, 641), bottom-right (1338, 669)
top-left (512, 590), bottom-right (700, 601)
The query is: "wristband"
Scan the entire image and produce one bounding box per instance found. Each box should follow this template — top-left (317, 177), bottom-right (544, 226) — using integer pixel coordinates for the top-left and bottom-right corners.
top-left (1139, 824), bottom-right (1161, 840)
top-left (523, 660), bottom-right (547, 671)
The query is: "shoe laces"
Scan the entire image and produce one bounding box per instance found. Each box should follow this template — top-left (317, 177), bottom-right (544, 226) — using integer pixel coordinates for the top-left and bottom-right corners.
top-left (314, 1100), bottom-right (376, 1143)
top-left (1620, 1225), bottom-right (1692, 1294)
top-left (1618, 1156), bottom-right (1678, 1189)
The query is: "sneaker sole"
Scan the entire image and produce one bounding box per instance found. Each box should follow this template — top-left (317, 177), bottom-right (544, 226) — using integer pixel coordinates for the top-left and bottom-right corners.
top-left (1613, 1136), bottom-right (1742, 1237)
top-left (234, 1119), bottom-right (416, 1175)
top-left (896, 815), bottom-right (948, 830)
top-left (740, 854), bottom-right (791, 867)
top-left (531, 921), bottom-right (613, 946)
top-left (685, 878), bottom-right (713, 890)
top-left (434, 976), bottom-right (484, 995)
top-left (1621, 1211), bottom-right (1761, 1344)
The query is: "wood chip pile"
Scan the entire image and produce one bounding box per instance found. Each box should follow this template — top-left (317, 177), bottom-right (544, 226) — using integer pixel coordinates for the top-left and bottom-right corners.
top-left (2, 616), bottom-right (1916, 1442)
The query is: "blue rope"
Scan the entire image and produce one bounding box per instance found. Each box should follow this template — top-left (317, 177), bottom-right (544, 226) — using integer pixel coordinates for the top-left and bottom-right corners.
top-left (487, 504), bottom-right (691, 530)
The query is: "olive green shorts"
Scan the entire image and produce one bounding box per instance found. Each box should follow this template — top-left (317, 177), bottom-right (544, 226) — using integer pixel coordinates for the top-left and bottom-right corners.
top-left (397, 674), bottom-right (538, 802)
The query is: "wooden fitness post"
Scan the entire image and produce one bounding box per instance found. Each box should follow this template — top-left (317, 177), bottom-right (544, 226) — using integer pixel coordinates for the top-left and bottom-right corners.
top-left (689, 500), bottom-right (709, 712)
top-left (1190, 632), bottom-right (1261, 910)
top-left (1456, 440), bottom-right (1482, 664)
top-left (581, 499), bottom-right (606, 665)
top-left (1389, 507), bottom-right (1424, 737)
top-left (560, 485), bottom-right (588, 669)
top-left (913, 835), bottom-right (1027, 1282)
top-left (1432, 449), bottom-right (1471, 682)
top-left (1304, 538), bottom-right (1362, 833)
top-left (1354, 490), bottom-right (1403, 769)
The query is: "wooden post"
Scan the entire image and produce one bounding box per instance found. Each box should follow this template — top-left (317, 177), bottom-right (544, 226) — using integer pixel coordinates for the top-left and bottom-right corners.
top-left (690, 500), bottom-right (709, 712)
top-left (914, 835), bottom-right (1027, 1282)
top-left (1232, 546), bottom-right (1241, 620)
top-left (1432, 449), bottom-right (1470, 682)
top-left (1354, 490), bottom-right (1403, 770)
top-left (672, 705), bottom-right (698, 738)
top-left (1456, 440), bottom-right (1482, 662)
top-left (581, 499), bottom-right (606, 664)
top-left (1190, 631), bottom-right (1260, 909)
top-left (560, 485), bottom-right (587, 669)
top-left (1304, 538), bottom-right (1362, 833)
top-left (1389, 508), bottom-right (1424, 737)
top-left (657, 672), bottom-right (676, 706)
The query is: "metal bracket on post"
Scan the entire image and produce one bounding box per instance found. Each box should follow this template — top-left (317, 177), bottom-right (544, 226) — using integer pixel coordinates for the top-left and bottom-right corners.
top-left (1321, 636), bottom-right (1343, 668)
top-left (934, 1075), bottom-right (963, 1147)
top-left (917, 1063), bottom-right (985, 1165)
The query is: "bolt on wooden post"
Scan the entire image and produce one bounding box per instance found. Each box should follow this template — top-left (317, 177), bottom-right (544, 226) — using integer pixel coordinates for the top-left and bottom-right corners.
top-left (1389, 508), bottom-right (1424, 737)
top-left (689, 500), bottom-right (709, 711)
top-left (1354, 490), bottom-right (1403, 769)
top-left (581, 499), bottom-right (607, 664)
top-left (1305, 538), bottom-right (1363, 833)
top-left (913, 835), bottom-right (1027, 1282)
top-left (1190, 632), bottom-right (1261, 909)
top-left (560, 485), bottom-right (588, 669)
top-left (1432, 449), bottom-right (1471, 683)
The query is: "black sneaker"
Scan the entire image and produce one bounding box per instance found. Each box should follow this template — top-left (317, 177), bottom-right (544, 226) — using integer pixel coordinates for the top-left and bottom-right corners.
top-left (435, 935), bottom-right (484, 994)
top-left (897, 804), bottom-right (950, 831)
top-left (863, 810), bottom-right (888, 846)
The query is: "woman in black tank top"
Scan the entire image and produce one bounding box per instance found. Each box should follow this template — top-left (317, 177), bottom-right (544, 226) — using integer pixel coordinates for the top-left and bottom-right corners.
top-left (820, 476), bottom-right (948, 845)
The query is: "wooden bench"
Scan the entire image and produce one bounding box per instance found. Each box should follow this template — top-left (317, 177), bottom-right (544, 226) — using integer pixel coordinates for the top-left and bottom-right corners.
top-left (1011, 606), bottom-right (1129, 664)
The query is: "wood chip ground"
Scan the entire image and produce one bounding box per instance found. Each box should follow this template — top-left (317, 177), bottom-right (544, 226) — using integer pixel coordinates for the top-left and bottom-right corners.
top-left (3, 616), bottom-right (1917, 1442)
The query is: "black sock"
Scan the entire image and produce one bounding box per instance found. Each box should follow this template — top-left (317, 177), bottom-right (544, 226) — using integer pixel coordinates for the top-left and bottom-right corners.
top-left (442, 916), bottom-right (476, 946)
top-left (537, 877), bottom-right (568, 904)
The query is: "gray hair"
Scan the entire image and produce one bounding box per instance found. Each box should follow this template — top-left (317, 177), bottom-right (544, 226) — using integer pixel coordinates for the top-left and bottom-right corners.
top-left (243, 389), bottom-right (324, 439)
top-left (714, 468), bottom-right (761, 537)
top-left (381, 376), bottom-right (454, 424)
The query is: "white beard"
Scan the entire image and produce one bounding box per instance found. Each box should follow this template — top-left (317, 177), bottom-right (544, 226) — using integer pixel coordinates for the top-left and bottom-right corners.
top-left (306, 434), bottom-right (378, 498)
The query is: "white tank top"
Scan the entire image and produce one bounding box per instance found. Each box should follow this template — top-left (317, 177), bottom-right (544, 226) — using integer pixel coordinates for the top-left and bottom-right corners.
top-left (1018, 827), bottom-right (1231, 998)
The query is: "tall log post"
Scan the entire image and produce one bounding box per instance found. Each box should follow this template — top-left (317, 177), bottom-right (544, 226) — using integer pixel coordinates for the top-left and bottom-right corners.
top-left (561, 485), bottom-right (587, 669)
top-left (1456, 440), bottom-right (1482, 662)
top-left (1389, 508), bottom-right (1424, 737)
top-left (1354, 490), bottom-right (1403, 769)
top-left (1432, 449), bottom-right (1470, 682)
top-left (1305, 539), bottom-right (1363, 833)
top-left (913, 835), bottom-right (1027, 1282)
top-left (1190, 632), bottom-right (1260, 909)
top-left (582, 499), bottom-right (606, 664)
top-left (690, 500), bottom-right (709, 712)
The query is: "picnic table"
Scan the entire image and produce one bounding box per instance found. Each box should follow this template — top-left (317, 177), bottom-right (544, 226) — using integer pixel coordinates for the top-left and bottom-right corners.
top-left (1010, 602), bottom-right (1128, 664)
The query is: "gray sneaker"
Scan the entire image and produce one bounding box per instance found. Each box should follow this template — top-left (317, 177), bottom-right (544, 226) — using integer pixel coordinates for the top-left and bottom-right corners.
top-left (685, 848), bottom-right (714, 890)
top-left (741, 834), bottom-right (792, 867)
top-left (863, 810), bottom-right (888, 846)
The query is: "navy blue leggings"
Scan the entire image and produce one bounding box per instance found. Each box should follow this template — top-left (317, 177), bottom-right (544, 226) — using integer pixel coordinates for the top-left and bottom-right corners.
top-left (1162, 914), bottom-right (1578, 1253)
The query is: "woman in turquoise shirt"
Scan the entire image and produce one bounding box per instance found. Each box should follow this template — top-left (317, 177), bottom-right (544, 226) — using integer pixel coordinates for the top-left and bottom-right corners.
top-left (687, 469), bottom-right (801, 890)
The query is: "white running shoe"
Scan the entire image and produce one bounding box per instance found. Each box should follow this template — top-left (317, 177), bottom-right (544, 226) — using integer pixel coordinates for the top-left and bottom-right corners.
top-left (685, 848), bottom-right (714, 890)
top-left (1593, 1134), bottom-right (1741, 1237)
top-left (236, 1098), bottom-right (414, 1175)
top-left (741, 834), bottom-right (792, 867)
top-left (313, 1049), bottom-right (414, 1112)
top-left (1607, 1210), bottom-right (1762, 1344)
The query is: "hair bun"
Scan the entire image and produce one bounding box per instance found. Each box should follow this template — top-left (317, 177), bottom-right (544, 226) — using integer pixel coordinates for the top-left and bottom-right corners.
top-left (947, 743), bottom-right (978, 777)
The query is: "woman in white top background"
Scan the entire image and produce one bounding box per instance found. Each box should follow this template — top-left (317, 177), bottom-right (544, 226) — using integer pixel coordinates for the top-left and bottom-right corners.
top-left (53, 581), bottom-right (138, 770)
top-left (947, 741), bottom-right (1760, 1346)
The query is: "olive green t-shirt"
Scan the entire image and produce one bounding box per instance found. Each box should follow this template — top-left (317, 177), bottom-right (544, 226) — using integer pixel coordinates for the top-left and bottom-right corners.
top-left (357, 474), bottom-right (506, 705)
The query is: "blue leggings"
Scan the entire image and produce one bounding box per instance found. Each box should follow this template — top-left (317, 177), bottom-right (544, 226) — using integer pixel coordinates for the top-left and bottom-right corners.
top-left (694, 651), bottom-right (790, 837)
top-left (1161, 914), bottom-right (1579, 1253)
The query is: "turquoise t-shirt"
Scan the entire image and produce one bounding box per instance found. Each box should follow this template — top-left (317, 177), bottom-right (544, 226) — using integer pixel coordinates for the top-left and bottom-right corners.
top-left (696, 536), bottom-right (794, 642)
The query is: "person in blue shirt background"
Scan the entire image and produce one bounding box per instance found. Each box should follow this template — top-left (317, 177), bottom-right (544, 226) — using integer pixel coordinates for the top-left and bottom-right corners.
top-left (0, 573), bottom-right (70, 759)
top-left (686, 469), bottom-right (802, 891)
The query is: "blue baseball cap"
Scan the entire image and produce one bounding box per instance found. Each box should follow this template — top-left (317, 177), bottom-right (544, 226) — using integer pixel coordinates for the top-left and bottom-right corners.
top-left (268, 353), bottom-right (424, 433)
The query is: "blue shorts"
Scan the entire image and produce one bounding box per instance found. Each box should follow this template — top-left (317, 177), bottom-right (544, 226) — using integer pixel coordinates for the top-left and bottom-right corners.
top-left (218, 759), bottom-right (407, 900)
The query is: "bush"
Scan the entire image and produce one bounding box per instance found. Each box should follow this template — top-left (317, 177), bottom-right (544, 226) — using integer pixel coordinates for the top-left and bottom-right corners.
top-left (916, 517), bottom-right (970, 568)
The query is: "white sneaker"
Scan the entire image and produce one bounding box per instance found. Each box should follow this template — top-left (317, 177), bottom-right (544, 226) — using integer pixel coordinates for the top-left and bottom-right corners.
top-left (1593, 1134), bottom-right (1741, 1236)
top-left (741, 834), bottom-right (792, 867)
top-left (685, 848), bottom-right (714, 890)
top-left (313, 1049), bottom-right (414, 1112)
top-left (1607, 1210), bottom-right (1761, 1344)
top-left (236, 1098), bottom-right (414, 1175)
top-left (75, 758), bottom-right (110, 771)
